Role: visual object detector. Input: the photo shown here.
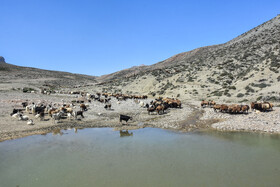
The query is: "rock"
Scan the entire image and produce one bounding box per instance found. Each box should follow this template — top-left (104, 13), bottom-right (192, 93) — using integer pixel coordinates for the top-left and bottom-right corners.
top-left (0, 56), bottom-right (5, 63)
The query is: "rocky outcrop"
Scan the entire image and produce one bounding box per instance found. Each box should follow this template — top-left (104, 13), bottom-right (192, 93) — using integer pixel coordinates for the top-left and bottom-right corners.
top-left (0, 56), bottom-right (6, 63)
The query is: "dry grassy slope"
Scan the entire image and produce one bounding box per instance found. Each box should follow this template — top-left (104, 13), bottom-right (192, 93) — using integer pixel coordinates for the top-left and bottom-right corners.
top-left (98, 15), bottom-right (280, 102)
top-left (0, 62), bottom-right (97, 91)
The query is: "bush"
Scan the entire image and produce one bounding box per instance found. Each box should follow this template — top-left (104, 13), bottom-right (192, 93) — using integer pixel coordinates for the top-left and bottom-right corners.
top-left (226, 93), bottom-right (231, 97)
top-left (251, 83), bottom-right (271, 89)
top-left (245, 85), bottom-right (255, 93)
top-left (237, 93), bottom-right (244, 97)
top-left (22, 87), bottom-right (35, 93)
top-left (228, 86), bottom-right (236, 90)
top-left (187, 77), bottom-right (194, 82)
top-left (256, 96), bottom-right (262, 101)
top-left (0, 67), bottom-right (9, 71)
top-left (211, 90), bottom-right (223, 97)
top-left (176, 77), bottom-right (185, 83)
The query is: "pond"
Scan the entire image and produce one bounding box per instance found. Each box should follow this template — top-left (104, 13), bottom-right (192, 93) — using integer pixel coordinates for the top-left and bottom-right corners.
top-left (1, 128), bottom-right (280, 187)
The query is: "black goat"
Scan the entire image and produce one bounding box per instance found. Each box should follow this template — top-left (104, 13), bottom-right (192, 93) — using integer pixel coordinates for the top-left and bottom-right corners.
top-left (120, 114), bottom-right (133, 124)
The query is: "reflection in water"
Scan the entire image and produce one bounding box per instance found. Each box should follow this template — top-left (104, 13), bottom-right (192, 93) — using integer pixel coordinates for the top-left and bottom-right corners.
top-left (52, 129), bottom-right (63, 136)
top-left (49, 127), bottom-right (83, 136)
top-left (119, 130), bottom-right (133, 137)
top-left (199, 130), bottom-right (280, 152)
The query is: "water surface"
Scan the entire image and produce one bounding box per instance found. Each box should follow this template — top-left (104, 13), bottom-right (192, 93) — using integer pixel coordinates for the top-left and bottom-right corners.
top-left (1, 128), bottom-right (280, 187)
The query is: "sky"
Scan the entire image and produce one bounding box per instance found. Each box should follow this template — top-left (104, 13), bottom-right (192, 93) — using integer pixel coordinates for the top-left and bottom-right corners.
top-left (1, 0), bottom-right (279, 76)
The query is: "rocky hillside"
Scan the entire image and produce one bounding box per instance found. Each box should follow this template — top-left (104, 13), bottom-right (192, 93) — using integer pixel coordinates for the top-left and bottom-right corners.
top-left (0, 60), bottom-right (97, 91)
top-left (97, 15), bottom-right (280, 102)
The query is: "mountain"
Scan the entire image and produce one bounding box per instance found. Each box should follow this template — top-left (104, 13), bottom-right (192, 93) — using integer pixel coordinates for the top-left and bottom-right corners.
top-left (96, 15), bottom-right (280, 102)
top-left (0, 60), bottom-right (97, 91)
top-left (1, 15), bottom-right (279, 102)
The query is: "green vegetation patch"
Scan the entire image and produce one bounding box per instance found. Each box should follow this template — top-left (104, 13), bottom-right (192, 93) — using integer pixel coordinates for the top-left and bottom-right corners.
top-left (251, 83), bottom-right (271, 89)
top-left (23, 87), bottom-right (36, 93)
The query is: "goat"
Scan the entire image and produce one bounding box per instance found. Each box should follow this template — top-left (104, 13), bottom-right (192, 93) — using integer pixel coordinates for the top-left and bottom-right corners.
top-left (80, 104), bottom-right (87, 111)
top-left (12, 113), bottom-right (22, 119)
top-left (52, 112), bottom-right (64, 123)
top-left (73, 111), bottom-right (84, 119)
top-left (27, 119), bottom-right (34, 125)
top-left (35, 112), bottom-right (45, 121)
top-left (19, 115), bottom-right (29, 121)
top-left (10, 108), bottom-right (24, 116)
top-left (104, 104), bottom-right (111, 110)
top-left (120, 114), bottom-right (133, 124)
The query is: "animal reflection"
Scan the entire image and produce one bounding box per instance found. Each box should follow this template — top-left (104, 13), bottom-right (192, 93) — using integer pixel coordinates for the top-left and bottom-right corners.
top-left (119, 130), bottom-right (133, 137)
top-left (52, 128), bottom-right (63, 136)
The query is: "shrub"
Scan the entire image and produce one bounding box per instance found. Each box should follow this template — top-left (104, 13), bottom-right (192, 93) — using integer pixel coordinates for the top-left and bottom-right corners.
top-left (228, 86), bottom-right (236, 90)
top-left (0, 67), bottom-right (9, 71)
top-left (22, 87), bottom-right (35, 93)
top-left (187, 77), bottom-right (194, 82)
top-left (176, 77), bottom-right (185, 83)
top-left (245, 85), bottom-right (255, 93)
top-left (251, 83), bottom-right (271, 89)
top-left (226, 93), bottom-right (231, 97)
top-left (256, 96), bottom-right (262, 101)
top-left (211, 90), bottom-right (223, 97)
top-left (237, 93), bottom-right (244, 97)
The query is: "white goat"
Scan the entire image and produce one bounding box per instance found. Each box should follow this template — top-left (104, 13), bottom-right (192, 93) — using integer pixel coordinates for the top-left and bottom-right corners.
top-left (27, 119), bottom-right (34, 125)
top-left (35, 113), bottom-right (40, 119)
top-left (67, 112), bottom-right (73, 120)
top-left (19, 115), bottom-right (29, 121)
top-left (12, 113), bottom-right (21, 119)
top-left (139, 101), bottom-right (145, 107)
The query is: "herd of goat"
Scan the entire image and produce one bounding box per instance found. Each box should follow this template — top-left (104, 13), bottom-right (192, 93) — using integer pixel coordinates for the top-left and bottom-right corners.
top-left (9, 90), bottom-right (275, 126)
top-left (10, 102), bottom-right (88, 125)
top-left (9, 92), bottom-right (182, 126)
top-left (201, 100), bottom-right (274, 114)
